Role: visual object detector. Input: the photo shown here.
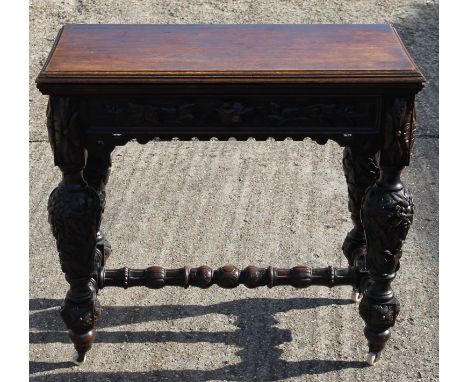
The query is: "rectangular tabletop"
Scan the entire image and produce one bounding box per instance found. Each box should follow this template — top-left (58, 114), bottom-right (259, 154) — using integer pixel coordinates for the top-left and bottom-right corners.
top-left (36, 24), bottom-right (424, 91)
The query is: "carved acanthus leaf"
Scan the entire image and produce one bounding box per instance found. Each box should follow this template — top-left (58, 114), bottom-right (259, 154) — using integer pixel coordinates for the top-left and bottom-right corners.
top-left (47, 97), bottom-right (85, 168)
top-left (381, 97), bottom-right (416, 167)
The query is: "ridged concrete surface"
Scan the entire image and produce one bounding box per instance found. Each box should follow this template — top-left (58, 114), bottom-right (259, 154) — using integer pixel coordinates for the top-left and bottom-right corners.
top-left (29, 1), bottom-right (438, 381)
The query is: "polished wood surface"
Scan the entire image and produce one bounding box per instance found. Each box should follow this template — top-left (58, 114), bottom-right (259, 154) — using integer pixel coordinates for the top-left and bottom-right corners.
top-left (37, 24), bottom-right (424, 88)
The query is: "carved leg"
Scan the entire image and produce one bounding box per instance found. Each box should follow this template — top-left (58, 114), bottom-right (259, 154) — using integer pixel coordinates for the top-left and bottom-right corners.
top-left (83, 142), bottom-right (113, 266)
top-left (357, 96), bottom-right (417, 365)
top-left (359, 166), bottom-right (414, 365)
top-left (342, 145), bottom-right (379, 301)
top-left (47, 97), bottom-right (103, 364)
top-left (48, 184), bottom-right (102, 364)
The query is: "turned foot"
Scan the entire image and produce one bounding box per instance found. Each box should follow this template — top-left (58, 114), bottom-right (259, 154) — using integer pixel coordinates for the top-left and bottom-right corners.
top-left (361, 326), bottom-right (391, 365)
top-left (70, 330), bottom-right (96, 365)
top-left (365, 351), bottom-right (381, 366)
top-left (72, 351), bottom-right (86, 366)
top-left (59, 283), bottom-right (101, 365)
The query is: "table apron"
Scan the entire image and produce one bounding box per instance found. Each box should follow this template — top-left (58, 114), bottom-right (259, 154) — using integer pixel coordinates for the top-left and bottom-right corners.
top-left (82, 94), bottom-right (382, 140)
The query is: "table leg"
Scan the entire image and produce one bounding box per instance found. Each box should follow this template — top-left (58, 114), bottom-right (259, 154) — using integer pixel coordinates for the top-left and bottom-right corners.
top-left (46, 97), bottom-right (104, 364)
top-left (359, 166), bottom-right (414, 365)
top-left (83, 142), bottom-right (113, 265)
top-left (357, 96), bottom-right (416, 365)
top-left (342, 145), bottom-right (379, 301)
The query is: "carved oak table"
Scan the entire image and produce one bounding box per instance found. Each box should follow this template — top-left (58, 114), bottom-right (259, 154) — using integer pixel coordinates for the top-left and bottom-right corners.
top-left (36, 24), bottom-right (425, 366)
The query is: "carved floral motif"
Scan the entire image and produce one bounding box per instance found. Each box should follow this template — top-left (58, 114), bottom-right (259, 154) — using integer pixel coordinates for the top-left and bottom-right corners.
top-left (217, 102), bottom-right (254, 124)
top-left (47, 96), bottom-right (107, 362)
top-left (268, 102), bottom-right (371, 126)
top-left (90, 97), bottom-right (379, 130)
top-left (341, 146), bottom-right (379, 266)
top-left (359, 298), bottom-right (400, 329)
top-left (362, 184), bottom-right (414, 275)
top-left (359, 171), bottom-right (414, 355)
top-left (47, 97), bottom-right (86, 168)
top-left (381, 97), bottom-right (417, 166)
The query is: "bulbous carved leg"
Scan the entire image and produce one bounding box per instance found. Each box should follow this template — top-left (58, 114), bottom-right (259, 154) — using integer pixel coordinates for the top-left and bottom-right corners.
top-left (342, 145), bottom-right (379, 301)
top-left (342, 146), bottom-right (379, 265)
top-left (83, 142), bottom-right (113, 266)
top-left (359, 167), bottom-right (414, 365)
top-left (47, 96), bottom-right (105, 364)
top-left (48, 181), bottom-right (103, 364)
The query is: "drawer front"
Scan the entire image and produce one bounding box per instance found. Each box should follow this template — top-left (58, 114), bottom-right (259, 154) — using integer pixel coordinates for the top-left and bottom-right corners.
top-left (86, 95), bottom-right (381, 139)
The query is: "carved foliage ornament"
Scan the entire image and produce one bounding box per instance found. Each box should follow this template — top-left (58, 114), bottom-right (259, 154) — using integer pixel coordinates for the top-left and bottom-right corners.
top-left (362, 184), bottom-right (414, 276)
top-left (359, 297), bottom-right (401, 330)
top-left (341, 146), bottom-right (379, 265)
top-left (381, 97), bottom-right (416, 167)
top-left (48, 183), bottom-right (102, 278)
top-left (98, 102), bottom-right (196, 127)
top-left (342, 147), bottom-right (379, 227)
top-left (60, 287), bottom-right (102, 334)
top-left (47, 97), bottom-right (86, 169)
top-left (92, 97), bottom-right (378, 129)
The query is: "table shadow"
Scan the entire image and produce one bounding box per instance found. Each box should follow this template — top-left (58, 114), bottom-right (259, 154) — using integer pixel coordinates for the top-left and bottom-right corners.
top-left (30, 296), bottom-right (367, 381)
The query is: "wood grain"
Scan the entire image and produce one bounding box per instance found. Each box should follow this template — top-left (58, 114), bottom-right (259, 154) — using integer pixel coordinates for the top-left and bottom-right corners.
top-left (36, 24), bottom-right (425, 89)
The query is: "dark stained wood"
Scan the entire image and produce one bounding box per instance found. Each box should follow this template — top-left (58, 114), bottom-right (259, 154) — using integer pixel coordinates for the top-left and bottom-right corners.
top-left (84, 94), bottom-right (382, 142)
top-left (359, 165), bottom-right (414, 363)
top-left (36, 24), bottom-right (424, 91)
top-left (39, 24), bottom-right (425, 366)
top-left (99, 264), bottom-right (362, 289)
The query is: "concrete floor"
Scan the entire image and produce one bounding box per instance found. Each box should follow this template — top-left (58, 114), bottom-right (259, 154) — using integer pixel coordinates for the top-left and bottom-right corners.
top-left (29, 1), bottom-right (439, 381)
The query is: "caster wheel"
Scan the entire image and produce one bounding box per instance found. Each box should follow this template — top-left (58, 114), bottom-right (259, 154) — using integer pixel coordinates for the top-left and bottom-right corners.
top-left (72, 351), bottom-right (86, 366)
top-left (365, 351), bottom-right (380, 366)
top-left (351, 289), bottom-right (363, 303)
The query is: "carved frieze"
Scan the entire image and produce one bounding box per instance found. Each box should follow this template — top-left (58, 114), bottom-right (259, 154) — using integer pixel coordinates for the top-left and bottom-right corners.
top-left (87, 96), bottom-right (380, 137)
top-left (268, 101), bottom-right (373, 127)
top-left (99, 102), bottom-right (196, 126)
top-left (217, 101), bottom-right (255, 124)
